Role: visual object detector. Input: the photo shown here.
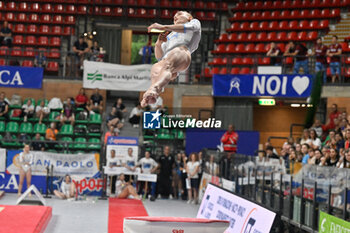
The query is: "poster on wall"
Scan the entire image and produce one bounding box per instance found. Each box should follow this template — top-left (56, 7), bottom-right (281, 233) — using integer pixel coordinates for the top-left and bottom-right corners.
top-left (106, 136), bottom-right (139, 166)
top-left (197, 183), bottom-right (276, 233)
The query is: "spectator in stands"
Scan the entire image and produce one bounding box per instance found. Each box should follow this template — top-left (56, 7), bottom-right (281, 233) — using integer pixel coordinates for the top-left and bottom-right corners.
top-left (172, 152), bottom-right (183, 199)
top-left (344, 129), bottom-right (350, 150)
top-left (157, 146), bottom-right (175, 199)
top-left (311, 119), bottom-right (323, 138)
top-left (90, 88), bottom-right (103, 113)
top-left (45, 122), bottom-right (58, 149)
top-left (323, 129), bottom-right (336, 147)
top-left (186, 152), bottom-right (200, 205)
top-left (31, 133), bottom-right (45, 151)
top-left (338, 149), bottom-right (350, 168)
top-left (310, 37), bottom-right (328, 83)
top-left (0, 92), bottom-right (9, 120)
top-left (137, 151), bottom-right (158, 199)
top-left (21, 99), bottom-right (35, 122)
top-left (309, 149), bottom-right (323, 165)
top-left (327, 35), bottom-right (342, 83)
top-left (300, 129), bottom-right (311, 145)
top-left (266, 42), bottom-right (282, 66)
top-left (107, 107), bottom-right (123, 131)
top-left (283, 137), bottom-right (295, 148)
top-left (284, 41), bottom-right (309, 74)
top-left (327, 104), bottom-right (341, 129)
top-left (115, 173), bottom-right (141, 200)
top-left (309, 129), bottom-right (321, 149)
top-left (205, 154), bottom-right (219, 176)
top-left (104, 125), bottom-right (118, 145)
top-left (113, 98), bottom-right (127, 122)
top-left (0, 21), bottom-right (12, 47)
top-left (35, 101), bottom-right (50, 124)
top-left (324, 148), bottom-right (339, 167)
top-left (220, 124), bottom-right (238, 154)
top-left (107, 149), bottom-right (120, 195)
top-left (57, 98), bottom-right (75, 125)
top-left (266, 146), bottom-right (279, 159)
top-left (54, 174), bottom-right (76, 199)
top-left (89, 41), bottom-right (104, 62)
top-left (301, 143), bottom-right (310, 164)
top-left (75, 88), bottom-right (92, 114)
top-left (18, 144), bottom-right (33, 196)
top-left (73, 36), bottom-right (89, 77)
top-left (307, 148), bottom-right (315, 164)
top-left (139, 39), bottom-right (154, 64)
top-left (34, 51), bottom-right (47, 68)
top-left (129, 102), bottom-right (142, 128)
top-left (335, 132), bottom-right (345, 151)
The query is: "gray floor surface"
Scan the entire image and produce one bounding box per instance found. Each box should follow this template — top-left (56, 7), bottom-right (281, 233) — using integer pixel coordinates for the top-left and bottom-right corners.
top-left (0, 194), bottom-right (199, 233)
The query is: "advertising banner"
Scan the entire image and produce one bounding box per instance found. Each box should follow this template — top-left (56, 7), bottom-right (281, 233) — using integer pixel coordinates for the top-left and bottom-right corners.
top-left (106, 136), bottom-right (139, 165)
top-left (197, 183), bottom-right (276, 233)
top-left (83, 60), bottom-right (152, 91)
top-left (319, 211), bottom-right (350, 233)
top-left (0, 66), bottom-right (43, 89)
top-left (0, 149), bottom-right (5, 172)
top-left (213, 74), bottom-right (313, 98)
top-left (51, 176), bottom-right (103, 196)
top-left (6, 150), bottom-right (100, 177)
top-left (0, 172), bottom-right (46, 193)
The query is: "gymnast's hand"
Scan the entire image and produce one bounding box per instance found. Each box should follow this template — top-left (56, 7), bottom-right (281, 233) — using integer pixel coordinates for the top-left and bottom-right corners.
top-left (157, 32), bottom-right (169, 44)
top-left (148, 23), bottom-right (165, 32)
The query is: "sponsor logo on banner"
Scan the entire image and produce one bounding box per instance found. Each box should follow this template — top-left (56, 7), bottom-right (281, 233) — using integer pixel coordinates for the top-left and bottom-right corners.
top-left (0, 172), bottom-right (46, 193)
top-left (0, 66), bottom-right (43, 89)
top-left (143, 110), bottom-right (161, 129)
top-left (106, 136), bottom-right (139, 165)
top-left (83, 61), bottom-right (152, 91)
top-left (73, 178), bottom-right (103, 195)
top-left (6, 150), bottom-right (100, 177)
top-left (197, 184), bottom-right (276, 233)
top-left (213, 74), bottom-right (313, 98)
top-left (319, 211), bottom-right (350, 233)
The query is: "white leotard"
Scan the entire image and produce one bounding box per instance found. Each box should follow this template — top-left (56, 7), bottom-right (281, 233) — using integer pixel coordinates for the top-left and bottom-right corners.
top-left (161, 19), bottom-right (201, 59)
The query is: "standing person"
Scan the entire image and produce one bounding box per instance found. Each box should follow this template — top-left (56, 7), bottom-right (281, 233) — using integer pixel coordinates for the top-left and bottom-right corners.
top-left (139, 39), bottom-right (154, 64)
top-left (18, 145), bottom-right (33, 196)
top-left (54, 175), bottom-right (76, 199)
top-left (107, 149), bottom-right (120, 195)
top-left (186, 152), bottom-right (200, 204)
top-left (284, 41), bottom-right (309, 74)
top-left (34, 51), bottom-right (47, 68)
top-left (327, 35), bottom-right (342, 83)
top-left (311, 37), bottom-right (328, 83)
top-left (142, 11), bottom-right (201, 107)
top-left (172, 152), bottom-right (183, 199)
top-left (137, 151), bottom-right (158, 199)
top-left (129, 102), bottom-right (142, 128)
top-left (266, 42), bottom-right (282, 65)
top-left (221, 124), bottom-right (238, 154)
top-left (123, 148), bottom-right (137, 183)
top-left (157, 146), bottom-right (175, 199)
top-left (115, 174), bottom-right (141, 200)
top-left (73, 36), bottom-right (89, 77)
top-left (89, 41), bottom-right (104, 62)
top-left (0, 21), bottom-right (12, 47)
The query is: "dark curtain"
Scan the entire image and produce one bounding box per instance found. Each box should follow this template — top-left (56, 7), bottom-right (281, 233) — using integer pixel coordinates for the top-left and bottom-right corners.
top-left (96, 28), bottom-right (122, 64)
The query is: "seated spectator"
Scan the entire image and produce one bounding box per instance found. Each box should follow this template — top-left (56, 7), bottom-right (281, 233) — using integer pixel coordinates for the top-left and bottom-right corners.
top-left (301, 143), bottom-right (310, 164)
top-left (266, 42), bottom-right (282, 66)
top-left (311, 119), bottom-right (323, 138)
top-left (107, 107), bottom-right (124, 130)
top-left (266, 146), bottom-right (279, 159)
top-left (284, 41), bottom-right (309, 74)
top-left (172, 152), bottom-right (183, 199)
top-left (89, 41), bottom-right (104, 62)
top-left (295, 143), bottom-right (302, 154)
top-left (344, 128), bottom-right (350, 149)
top-left (73, 36), bottom-right (89, 77)
top-left (309, 129), bottom-right (321, 149)
top-left (115, 173), bottom-right (140, 200)
top-left (335, 132), bottom-right (344, 151)
top-left (54, 175), bottom-right (76, 199)
top-left (75, 88), bottom-right (92, 114)
top-left (56, 98), bottom-right (75, 125)
top-left (324, 148), bottom-right (339, 167)
top-left (35, 101), bottom-right (50, 124)
top-left (0, 21), bottom-right (12, 47)
top-left (323, 129), bottom-right (336, 147)
top-left (307, 148), bottom-right (315, 164)
top-left (31, 133), bottom-right (45, 151)
top-left (104, 125), bottom-right (118, 145)
top-left (90, 88), bottom-right (103, 113)
top-left (326, 35), bottom-right (342, 83)
top-left (300, 129), bottom-right (311, 145)
top-left (129, 102), bottom-right (142, 128)
top-left (0, 92), bottom-right (9, 120)
top-left (45, 122), bottom-right (58, 149)
top-left (338, 149), bottom-right (350, 168)
top-left (283, 137), bottom-right (295, 149)
top-left (113, 98), bottom-right (127, 122)
top-left (22, 99), bottom-right (35, 122)
top-left (34, 51), bottom-right (47, 68)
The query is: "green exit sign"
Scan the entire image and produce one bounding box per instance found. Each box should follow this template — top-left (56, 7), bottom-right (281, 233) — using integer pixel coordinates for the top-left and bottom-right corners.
top-left (259, 99), bottom-right (275, 106)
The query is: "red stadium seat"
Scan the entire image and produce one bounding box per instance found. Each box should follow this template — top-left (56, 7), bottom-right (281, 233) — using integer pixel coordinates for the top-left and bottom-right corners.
top-left (310, 9), bottom-right (321, 18)
top-left (38, 36), bottom-right (49, 46)
top-left (219, 68), bottom-right (228, 75)
top-left (299, 20), bottom-right (309, 30)
top-left (307, 31), bottom-right (318, 40)
top-left (226, 44), bottom-right (236, 53)
top-left (255, 43), bottom-right (266, 53)
top-left (257, 32), bottom-right (267, 41)
top-left (41, 15), bottom-right (51, 24)
top-left (311, 0), bottom-right (321, 7)
top-left (259, 22), bottom-right (269, 31)
top-left (0, 1), bottom-right (3, 11)
top-left (17, 13), bottom-right (27, 22)
top-left (42, 4), bottom-right (52, 13)
top-left (160, 0), bottom-right (170, 7)
top-left (232, 57), bottom-right (243, 65)
top-left (160, 10), bottom-right (171, 19)
top-left (280, 10), bottom-right (290, 19)
top-left (330, 9), bottom-right (340, 18)
top-left (53, 15), bottom-right (63, 24)
top-left (247, 32), bottom-right (257, 41)
top-left (217, 34), bottom-right (229, 43)
top-left (0, 46), bottom-right (8, 56)
top-left (195, 12), bottom-right (205, 20)
top-left (345, 67), bottom-right (350, 78)
top-left (127, 8), bottom-right (135, 17)
top-left (14, 24), bottom-right (25, 33)
top-left (272, 1), bottom-right (282, 9)
top-left (113, 7), bottom-right (123, 16)
top-left (172, 0), bottom-right (181, 8)
top-left (63, 27), bottom-right (72, 36)
top-left (230, 67), bottom-right (240, 74)
top-left (228, 33), bottom-right (237, 42)
top-left (31, 3), bottom-right (40, 12)
top-left (101, 7), bottom-right (112, 16)
top-left (237, 33), bottom-right (248, 41)
top-left (319, 20), bottom-right (329, 28)
top-left (208, 58), bottom-right (222, 65)
top-left (48, 49), bottom-right (60, 59)
top-left (258, 57), bottom-right (271, 65)
top-left (207, 2), bottom-right (217, 9)
top-left (5, 13), bottom-right (15, 21)
top-left (234, 44), bottom-right (245, 53)
top-left (65, 16), bottom-right (75, 25)
top-left (250, 22), bottom-right (259, 31)
top-left (262, 1), bottom-right (273, 10)
top-left (29, 14), bottom-right (39, 23)
top-left (241, 12), bottom-right (251, 20)
top-left (245, 43), bottom-right (255, 53)
top-left (287, 31), bottom-right (298, 41)
top-left (240, 67), bottom-right (251, 74)
top-left (11, 47), bottom-right (22, 57)
top-left (240, 22), bottom-right (250, 31)
top-left (0, 59), bottom-right (5, 66)
top-left (229, 22), bottom-right (240, 31)
top-left (289, 20), bottom-right (298, 30)
top-left (22, 60), bottom-right (34, 67)
top-left (268, 21), bottom-right (278, 30)
top-left (50, 37), bottom-right (61, 47)
top-left (24, 47), bottom-right (35, 57)
top-left (291, 0), bottom-right (302, 8)
top-left (54, 4), bottom-right (65, 14)
top-left (345, 57), bottom-right (350, 64)
top-left (267, 32), bottom-right (277, 41)
top-left (282, 0), bottom-right (292, 8)
top-left (27, 25), bottom-right (38, 34)
top-left (298, 31), bottom-right (307, 40)
top-left (78, 6), bottom-right (88, 14)
top-left (260, 11), bottom-right (271, 20)
top-left (285, 57), bottom-right (294, 64)
top-left (242, 57), bottom-right (253, 65)
top-left (13, 35), bottom-right (23, 45)
top-left (26, 36), bottom-right (36, 45)
top-left (251, 12), bottom-right (261, 20)
top-left (278, 43), bottom-right (285, 52)
top-left (211, 67), bottom-right (220, 75)
top-left (290, 10), bottom-right (300, 19)
top-left (52, 26), bottom-right (62, 35)
top-left (321, 9), bottom-right (330, 18)
top-left (232, 12), bottom-right (242, 21)
top-left (278, 21), bottom-right (289, 30)
top-left (195, 1), bottom-right (205, 9)
top-left (39, 25), bottom-right (50, 34)
top-left (207, 12), bottom-right (216, 21)
top-left (254, 1), bottom-right (263, 9)
top-left (300, 10), bottom-right (310, 18)
top-left (309, 20), bottom-right (319, 29)
top-left (67, 5), bottom-right (76, 14)
top-left (6, 2), bottom-right (16, 11)
top-left (19, 2), bottom-right (28, 11)
top-left (46, 62), bottom-right (59, 72)
top-left (212, 44), bottom-right (225, 54)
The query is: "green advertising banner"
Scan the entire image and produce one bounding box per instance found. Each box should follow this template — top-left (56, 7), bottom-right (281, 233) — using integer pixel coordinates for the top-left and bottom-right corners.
top-left (319, 211), bottom-right (350, 233)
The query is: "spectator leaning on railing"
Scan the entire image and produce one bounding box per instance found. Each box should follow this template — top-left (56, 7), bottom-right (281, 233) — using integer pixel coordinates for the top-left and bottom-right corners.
top-left (327, 35), bottom-right (342, 83)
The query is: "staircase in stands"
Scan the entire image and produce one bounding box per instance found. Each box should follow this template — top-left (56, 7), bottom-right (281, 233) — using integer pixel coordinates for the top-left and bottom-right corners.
top-left (323, 12), bottom-right (350, 45)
